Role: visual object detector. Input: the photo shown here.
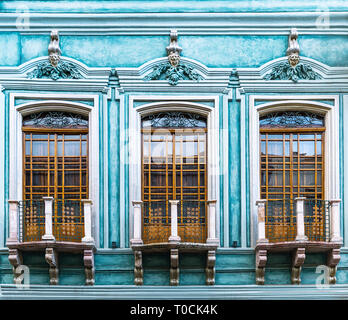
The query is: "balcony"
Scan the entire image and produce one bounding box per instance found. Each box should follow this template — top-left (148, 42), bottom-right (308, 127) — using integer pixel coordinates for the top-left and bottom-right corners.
top-left (6, 197), bottom-right (95, 286)
top-left (130, 199), bottom-right (219, 286)
top-left (255, 198), bottom-right (342, 285)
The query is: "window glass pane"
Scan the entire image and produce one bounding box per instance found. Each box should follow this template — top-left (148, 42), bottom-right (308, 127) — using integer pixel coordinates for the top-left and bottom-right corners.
top-left (64, 141), bottom-right (80, 156)
top-left (267, 141), bottom-right (283, 156)
top-left (299, 141), bottom-right (315, 156)
top-left (32, 141), bottom-right (48, 156)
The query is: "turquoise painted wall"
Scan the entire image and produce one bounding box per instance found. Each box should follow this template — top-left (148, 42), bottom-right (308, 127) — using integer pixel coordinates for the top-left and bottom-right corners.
top-left (1, 250), bottom-right (348, 286)
top-left (0, 0), bottom-right (347, 289)
top-left (3, 34), bottom-right (348, 68)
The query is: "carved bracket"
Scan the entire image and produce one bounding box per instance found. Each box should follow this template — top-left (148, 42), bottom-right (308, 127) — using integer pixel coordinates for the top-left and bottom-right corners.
top-left (291, 247), bottom-right (306, 285)
top-left (134, 250), bottom-right (144, 286)
top-left (83, 249), bottom-right (95, 286)
top-left (327, 248), bottom-right (341, 284)
top-left (206, 250), bottom-right (216, 285)
top-left (170, 249), bottom-right (179, 286)
top-left (45, 247), bottom-right (59, 285)
top-left (255, 249), bottom-right (268, 285)
top-left (8, 249), bottom-right (24, 285)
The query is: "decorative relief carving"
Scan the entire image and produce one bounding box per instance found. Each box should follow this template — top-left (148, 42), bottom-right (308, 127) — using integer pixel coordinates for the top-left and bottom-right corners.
top-left (259, 111), bottom-right (325, 128)
top-left (144, 30), bottom-right (201, 85)
top-left (264, 28), bottom-right (321, 82)
top-left (23, 111), bottom-right (88, 129)
top-left (142, 111), bottom-right (206, 128)
top-left (27, 30), bottom-right (82, 80)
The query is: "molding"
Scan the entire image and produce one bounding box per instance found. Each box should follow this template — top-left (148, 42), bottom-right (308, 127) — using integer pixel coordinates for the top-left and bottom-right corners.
top-left (4, 284), bottom-right (348, 300)
top-left (0, 56), bottom-right (110, 79)
top-left (1, 12), bottom-right (348, 35)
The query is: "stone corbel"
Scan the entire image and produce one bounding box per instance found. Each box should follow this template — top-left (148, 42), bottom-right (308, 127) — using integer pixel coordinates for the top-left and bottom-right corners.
top-left (83, 249), bottom-right (95, 286)
top-left (255, 249), bottom-right (267, 285)
top-left (206, 250), bottom-right (216, 285)
top-left (170, 249), bottom-right (179, 286)
top-left (134, 250), bottom-right (143, 286)
top-left (45, 247), bottom-right (59, 285)
top-left (291, 247), bottom-right (306, 285)
top-left (327, 248), bottom-right (341, 284)
top-left (8, 248), bottom-right (23, 285)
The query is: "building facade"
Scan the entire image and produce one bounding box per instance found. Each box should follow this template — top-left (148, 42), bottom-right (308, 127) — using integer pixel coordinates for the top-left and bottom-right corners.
top-left (1, 0), bottom-right (348, 299)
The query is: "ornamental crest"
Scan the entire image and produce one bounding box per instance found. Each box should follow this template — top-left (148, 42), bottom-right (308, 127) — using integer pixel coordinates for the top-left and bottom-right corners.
top-left (264, 28), bottom-right (321, 82)
top-left (144, 30), bottom-right (201, 86)
top-left (27, 30), bottom-right (82, 81)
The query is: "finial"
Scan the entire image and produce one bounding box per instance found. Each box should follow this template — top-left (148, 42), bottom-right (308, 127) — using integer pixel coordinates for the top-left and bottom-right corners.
top-left (286, 28), bottom-right (300, 67)
top-left (48, 30), bottom-right (61, 67)
top-left (166, 29), bottom-right (182, 67)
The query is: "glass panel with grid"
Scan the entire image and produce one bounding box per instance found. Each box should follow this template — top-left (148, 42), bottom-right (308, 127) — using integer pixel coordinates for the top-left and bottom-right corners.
top-left (260, 129), bottom-right (325, 242)
top-left (22, 128), bottom-right (88, 242)
top-left (142, 125), bottom-right (207, 244)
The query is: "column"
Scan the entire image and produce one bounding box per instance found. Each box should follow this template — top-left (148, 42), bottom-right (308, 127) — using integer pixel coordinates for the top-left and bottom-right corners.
top-left (295, 197), bottom-right (307, 241)
top-left (256, 200), bottom-right (268, 244)
top-left (82, 199), bottom-right (94, 244)
top-left (7, 200), bottom-right (19, 244)
top-left (169, 200), bottom-right (180, 243)
top-left (330, 199), bottom-right (342, 243)
top-left (42, 197), bottom-right (55, 241)
top-left (130, 200), bottom-right (143, 245)
top-left (206, 200), bottom-right (219, 245)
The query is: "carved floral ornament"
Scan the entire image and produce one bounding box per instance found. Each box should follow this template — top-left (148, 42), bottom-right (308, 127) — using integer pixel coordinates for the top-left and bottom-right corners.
top-left (144, 29), bottom-right (202, 86)
top-left (264, 28), bottom-right (321, 82)
top-left (27, 30), bottom-right (82, 80)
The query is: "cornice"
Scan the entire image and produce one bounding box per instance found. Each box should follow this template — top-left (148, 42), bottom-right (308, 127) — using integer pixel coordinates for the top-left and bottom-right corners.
top-left (2, 1), bottom-right (348, 14)
top-left (1, 12), bottom-right (348, 35)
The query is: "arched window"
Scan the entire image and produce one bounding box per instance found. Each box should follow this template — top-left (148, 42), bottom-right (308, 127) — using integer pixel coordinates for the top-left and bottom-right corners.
top-left (259, 111), bottom-right (326, 242)
top-left (22, 111), bottom-right (88, 242)
top-left (141, 111), bottom-right (207, 243)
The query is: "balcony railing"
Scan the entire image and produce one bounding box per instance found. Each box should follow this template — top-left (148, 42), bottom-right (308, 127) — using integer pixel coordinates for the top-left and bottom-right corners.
top-left (54, 200), bottom-right (85, 242)
top-left (7, 198), bottom-right (94, 245)
top-left (256, 198), bottom-right (341, 244)
top-left (19, 200), bottom-right (45, 242)
top-left (131, 199), bottom-right (218, 246)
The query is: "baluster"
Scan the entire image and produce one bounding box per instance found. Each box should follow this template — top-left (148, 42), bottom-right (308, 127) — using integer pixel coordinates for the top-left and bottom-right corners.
top-left (81, 199), bottom-right (94, 244)
top-left (256, 200), bottom-right (268, 244)
top-left (131, 200), bottom-right (143, 245)
top-left (169, 200), bottom-right (180, 243)
top-left (7, 200), bottom-right (19, 244)
top-left (42, 197), bottom-right (55, 241)
top-left (295, 197), bottom-right (307, 241)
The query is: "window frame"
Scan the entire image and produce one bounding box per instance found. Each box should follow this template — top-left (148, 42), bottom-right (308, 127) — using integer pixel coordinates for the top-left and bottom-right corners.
top-left (249, 96), bottom-right (340, 247)
top-left (9, 93), bottom-right (100, 246)
top-left (128, 97), bottom-right (221, 247)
